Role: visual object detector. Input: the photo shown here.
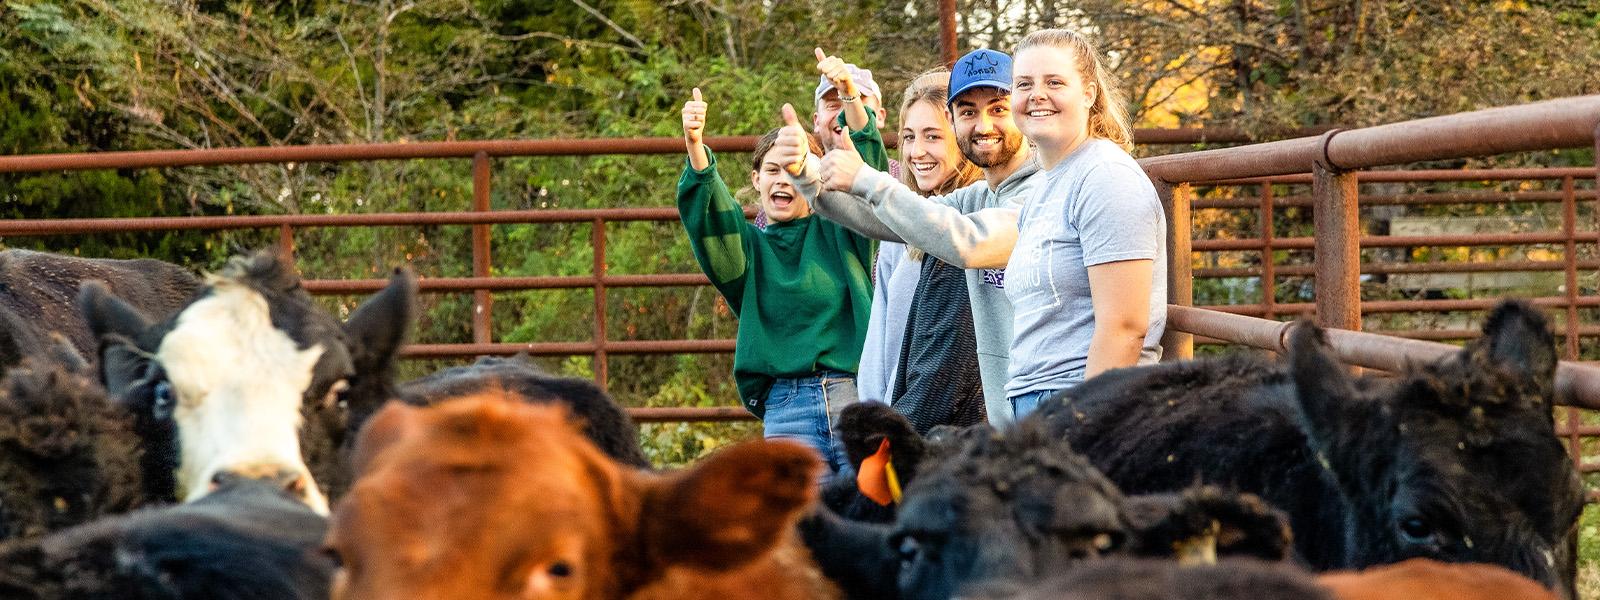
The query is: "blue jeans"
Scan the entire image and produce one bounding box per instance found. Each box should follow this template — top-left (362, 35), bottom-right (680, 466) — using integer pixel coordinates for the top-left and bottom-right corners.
top-left (1009, 388), bottom-right (1063, 422)
top-left (762, 370), bottom-right (856, 475)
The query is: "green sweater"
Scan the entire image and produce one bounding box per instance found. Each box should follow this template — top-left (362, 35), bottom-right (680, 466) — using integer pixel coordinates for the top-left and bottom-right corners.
top-left (677, 149), bottom-right (877, 418)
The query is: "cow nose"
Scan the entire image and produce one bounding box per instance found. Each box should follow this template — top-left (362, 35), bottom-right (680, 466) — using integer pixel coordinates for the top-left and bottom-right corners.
top-left (211, 465), bottom-right (312, 498)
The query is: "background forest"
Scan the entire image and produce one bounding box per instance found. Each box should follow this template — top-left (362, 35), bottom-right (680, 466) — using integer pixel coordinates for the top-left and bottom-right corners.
top-left (3, 0), bottom-right (1600, 472)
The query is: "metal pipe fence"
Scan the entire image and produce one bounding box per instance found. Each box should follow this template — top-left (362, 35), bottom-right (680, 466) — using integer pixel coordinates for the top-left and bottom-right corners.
top-left (1, 109), bottom-right (1598, 432)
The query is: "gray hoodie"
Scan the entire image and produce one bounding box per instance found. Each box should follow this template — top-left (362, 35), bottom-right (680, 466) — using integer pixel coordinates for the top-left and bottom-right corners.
top-left (788, 158), bottom-right (1040, 425)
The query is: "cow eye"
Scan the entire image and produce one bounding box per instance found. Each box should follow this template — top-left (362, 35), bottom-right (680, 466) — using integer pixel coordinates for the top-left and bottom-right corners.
top-left (1399, 517), bottom-right (1436, 544)
top-left (322, 379), bottom-right (351, 410)
top-left (548, 561), bottom-right (573, 578)
top-left (320, 546), bottom-right (345, 569)
top-left (152, 381), bottom-right (177, 420)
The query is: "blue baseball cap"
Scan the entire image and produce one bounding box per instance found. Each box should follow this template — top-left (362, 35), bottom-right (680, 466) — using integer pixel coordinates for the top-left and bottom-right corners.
top-left (948, 49), bottom-right (1012, 105)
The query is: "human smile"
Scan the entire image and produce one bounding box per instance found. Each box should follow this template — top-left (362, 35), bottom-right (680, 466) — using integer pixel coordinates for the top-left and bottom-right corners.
top-left (770, 189), bottom-right (794, 208)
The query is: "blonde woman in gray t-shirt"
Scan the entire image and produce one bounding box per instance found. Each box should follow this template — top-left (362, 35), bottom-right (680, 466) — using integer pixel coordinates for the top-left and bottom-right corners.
top-left (1003, 29), bottom-right (1167, 419)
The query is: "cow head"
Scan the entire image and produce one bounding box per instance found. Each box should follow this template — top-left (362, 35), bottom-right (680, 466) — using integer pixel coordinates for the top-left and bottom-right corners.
top-left (0, 335), bottom-right (142, 541)
top-left (327, 395), bottom-right (822, 600)
top-left (889, 423), bottom-right (1130, 600)
top-left (1286, 300), bottom-right (1583, 594)
top-left (78, 250), bottom-right (415, 514)
top-left (398, 355), bottom-right (648, 468)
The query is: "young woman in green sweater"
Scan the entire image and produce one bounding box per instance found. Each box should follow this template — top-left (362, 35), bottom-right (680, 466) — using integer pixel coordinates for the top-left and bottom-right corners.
top-left (676, 83), bottom-right (883, 474)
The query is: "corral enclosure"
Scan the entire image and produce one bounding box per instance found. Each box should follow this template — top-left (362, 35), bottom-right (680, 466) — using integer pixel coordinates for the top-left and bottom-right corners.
top-left (3, 103), bottom-right (1600, 596)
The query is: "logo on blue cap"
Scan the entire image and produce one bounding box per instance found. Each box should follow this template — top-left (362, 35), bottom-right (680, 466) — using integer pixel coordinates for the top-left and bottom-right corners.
top-left (948, 49), bottom-right (1012, 104)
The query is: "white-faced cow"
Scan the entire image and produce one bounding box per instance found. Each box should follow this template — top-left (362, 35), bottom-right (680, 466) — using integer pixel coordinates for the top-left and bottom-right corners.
top-left (77, 250), bottom-right (416, 513)
top-left (1038, 301), bottom-right (1584, 599)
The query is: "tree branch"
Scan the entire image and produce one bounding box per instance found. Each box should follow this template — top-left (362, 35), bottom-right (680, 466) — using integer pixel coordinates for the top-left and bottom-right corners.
top-left (569, 0), bottom-right (647, 51)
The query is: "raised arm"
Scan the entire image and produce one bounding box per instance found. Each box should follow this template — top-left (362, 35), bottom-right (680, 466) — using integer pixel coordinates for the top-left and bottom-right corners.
top-left (831, 158), bottom-right (1022, 269)
top-left (815, 48), bottom-right (870, 133)
top-left (682, 87), bottom-right (709, 171)
top-left (677, 89), bottom-right (752, 309)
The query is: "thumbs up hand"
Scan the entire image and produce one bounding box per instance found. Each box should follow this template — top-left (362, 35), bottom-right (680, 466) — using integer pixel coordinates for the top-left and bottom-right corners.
top-left (814, 47), bottom-right (858, 101)
top-left (682, 87), bottom-right (708, 146)
top-left (682, 88), bottom-right (712, 170)
top-left (819, 127), bottom-right (865, 191)
top-left (769, 103), bottom-right (813, 177)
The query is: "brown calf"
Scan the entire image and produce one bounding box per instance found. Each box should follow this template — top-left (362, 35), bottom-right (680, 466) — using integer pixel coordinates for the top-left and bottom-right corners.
top-left (1319, 558), bottom-right (1557, 600)
top-left (325, 393), bottom-right (837, 600)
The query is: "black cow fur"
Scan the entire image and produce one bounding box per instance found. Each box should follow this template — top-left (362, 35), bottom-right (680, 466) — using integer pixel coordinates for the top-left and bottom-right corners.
top-left (78, 250), bottom-right (416, 504)
top-left (800, 419), bottom-right (1295, 600)
top-left (0, 249), bottom-right (201, 374)
top-left (965, 558), bottom-right (1334, 600)
top-left (0, 336), bottom-right (149, 542)
top-left (0, 479), bottom-right (333, 599)
top-left (1038, 300), bottom-right (1584, 599)
top-left (820, 402), bottom-right (929, 523)
top-left (398, 355), bottom-right (649, 468)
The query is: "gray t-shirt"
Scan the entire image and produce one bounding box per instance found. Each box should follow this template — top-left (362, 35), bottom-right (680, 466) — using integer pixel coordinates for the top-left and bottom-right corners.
top-left (1004, 139), bottom-right (1167, 397)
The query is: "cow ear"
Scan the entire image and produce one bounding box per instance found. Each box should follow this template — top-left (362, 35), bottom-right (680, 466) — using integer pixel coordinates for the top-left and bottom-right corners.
top-left (1125, 487), bottom-right (1293, 564)
top-left (344, 268), bottom-right (416, 372)
top-left (77, 281), bottom-right (154, 342)
top-left (349, 401), bottom-right (418, 475)
top-left (341, 268), bottom-right (417, 428)
top-left (642, 439), bottom-right (820, 571)
top-left (41, 332), bottom-right (90, 374)
top-left (837, 402), bottom-right (926, 476)
top-left (1287, 320), bottom-right (1362, 435)
top-left (1471, 300), bottom-right (1557, 395)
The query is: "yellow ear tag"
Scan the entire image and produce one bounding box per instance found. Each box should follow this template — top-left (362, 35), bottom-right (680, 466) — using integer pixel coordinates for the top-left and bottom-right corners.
top-left (857, 438), bottom-right (899, 506)
top-left (884, 456), bottom-right (902, 504)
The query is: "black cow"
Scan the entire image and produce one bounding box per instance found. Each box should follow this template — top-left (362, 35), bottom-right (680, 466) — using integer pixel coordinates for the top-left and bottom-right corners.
top-left (398, 355), bottom-right (650, 468)
top-left (0, 478), bottom-right (333, 599)
top-left (0, 335), bottom-right (147, 542)
top-left (0, 249), bottom-right (202, 373)
top-left (77, 250), bottom-right (416, 510)
top-left (801, 418), bottom-right (1293, 600)
top-left (965, 558), bottom-right (1334, 600)
top-left (1039, 300), bottom-right (1584, 599)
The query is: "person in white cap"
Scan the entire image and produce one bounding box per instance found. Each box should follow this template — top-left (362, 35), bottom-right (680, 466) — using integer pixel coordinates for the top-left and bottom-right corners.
top-left (811, 49), bottom-right (888, 153)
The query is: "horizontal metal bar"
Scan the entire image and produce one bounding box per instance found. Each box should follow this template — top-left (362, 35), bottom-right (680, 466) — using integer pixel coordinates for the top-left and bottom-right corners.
top-left (1193, 189), bottom-right (1598, 209)
top-left (1142, 97), bottom-right (1600, 183)
top-left (1142, 136), bottom-right (1326, 184)
top-left (1194, 260), bottom-right (1600, 278)
top-left (1325, 97), bottom-right (1600, 171)
top-left (400, 339), bottom-right (735, 358)
top-left (303, 273), bottom-right (710, 294)
top-left (628, 407), bottom-right (756, 423)
top-left (0, 128), bottom-right (1288, 174)
top-left (1556, 424), bottom-right (1600, 436)
top-left (1193, 231), bottom-right (1599, 251)
top-left (1200, 167), bottom-right (1599, 186)
top-left (0, 207), bottom-right (763, 236)
top-left (1166, 304), bottom-right (1600, 410)
top-left (1198, 296), bottom-right (1600, 315)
